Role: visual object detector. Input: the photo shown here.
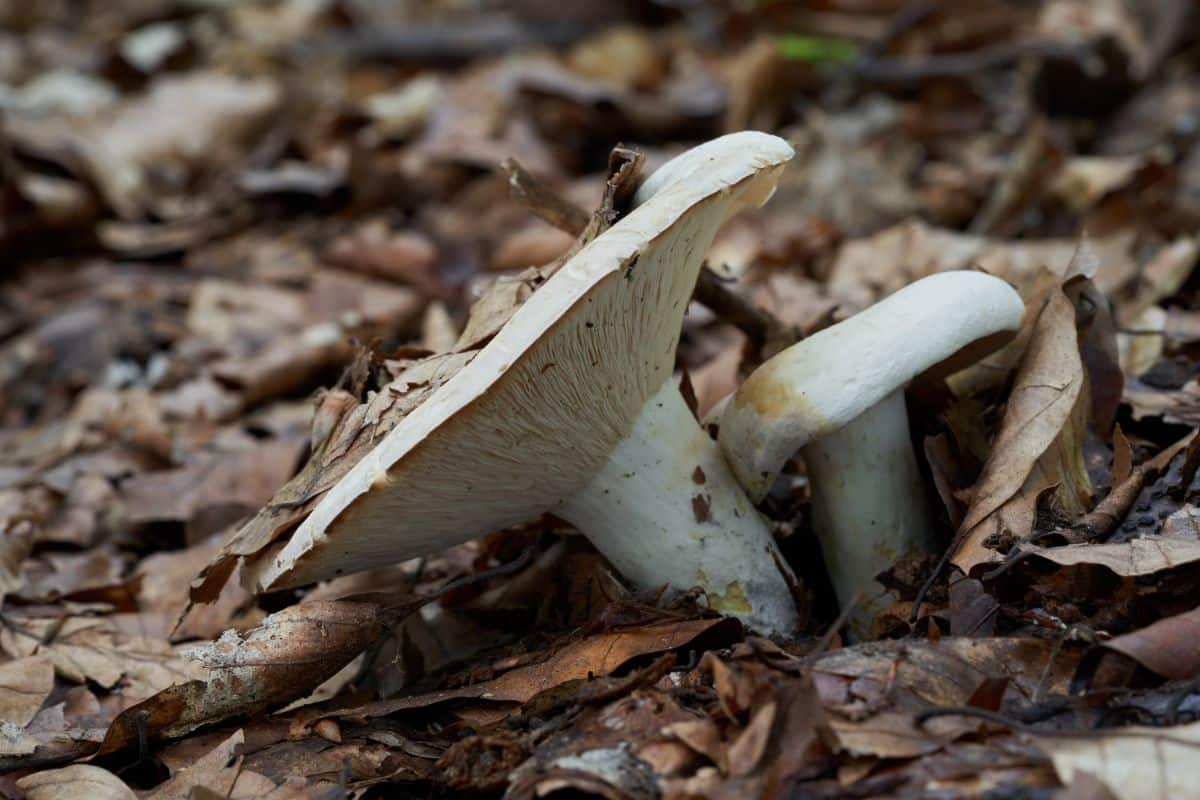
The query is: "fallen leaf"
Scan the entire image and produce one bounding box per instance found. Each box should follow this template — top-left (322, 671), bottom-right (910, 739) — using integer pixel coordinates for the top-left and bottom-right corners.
top-left (827, 219), bottom-right (1138, 312)
top-left (1097, 605), bottom-right (1200, 680)
top-left (121, 441), bottom-right (304, 544)
top-left (76, 72), bottom-right (281, 218)
top-left (1039, 721), bottom-right (1200, 800)
top-left (1025, 538), bottom-right (1200, 577)
top-left (0, 654), bottom-right (54, 727)
top-left (145, 729), bottom-right (245, 800)
top-left (99, 600), bottom-right (389, 754)
top-left (325, 617), bottom-right (739, 722)
top-left (953, 282), bottom-right (1093, 572)
top-left (16, 764), bottom-right (135, 800)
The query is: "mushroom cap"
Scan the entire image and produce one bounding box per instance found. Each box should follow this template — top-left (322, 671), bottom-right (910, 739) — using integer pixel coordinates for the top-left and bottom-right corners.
top-left (719, 271), bottom-right (1025, 501)
top-left (248, 132), bottom-right (794, 592)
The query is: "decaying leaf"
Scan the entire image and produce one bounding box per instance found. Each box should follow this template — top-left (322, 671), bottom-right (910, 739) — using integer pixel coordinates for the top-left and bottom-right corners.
top-left (99, 600), bottom-right (390, 754)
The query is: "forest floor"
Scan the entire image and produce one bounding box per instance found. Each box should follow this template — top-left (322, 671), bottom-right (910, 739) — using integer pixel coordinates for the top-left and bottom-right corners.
top-left (3, 2), bottom-right (1200, 798)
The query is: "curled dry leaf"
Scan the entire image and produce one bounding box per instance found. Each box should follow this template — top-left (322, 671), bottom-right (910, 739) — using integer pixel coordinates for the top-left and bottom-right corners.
top-left (99, 600), bottom-right (389, 754)
top-left (953, 280), bottom-right (1094, 573)
top-left (1095, 605), bottom-right (1200, 680)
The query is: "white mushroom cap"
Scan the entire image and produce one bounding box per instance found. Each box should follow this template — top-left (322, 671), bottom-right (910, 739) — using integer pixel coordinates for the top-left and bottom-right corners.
top-left (720, 271), bottom-right (1025, 502)
top-left (633, 133), bottom-right (784, 209)
top-left (246, 132), bottom-right (795, 598)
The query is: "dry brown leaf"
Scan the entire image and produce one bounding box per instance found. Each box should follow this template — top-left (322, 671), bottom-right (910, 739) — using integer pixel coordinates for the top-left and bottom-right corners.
top-left (121, 441), bottom-right (304, 544)
top-left (16, 764), bottom-right (136, 800)
top-left (0, 654), bottom-right (54, 728)
top-left (953, 284), bottom-right (1093, 572)
top-left (1124, 378), bottom-right (1200, 427)
top-left (35, 616), bottom-right (202, 699)
top-left (828, 219), bottom-right (1139, 311)
top-left (566, 25), bottom-right (666, 93)
top-left (133, 533), bottom-right (255, 641)
top-left (1025, 538), bottom-right (1200, 577)
top-left (1049, 155), bottom-right (1146, 211)
top-left (1, 499), bottom-right (35, 608)
top-left (99, 600), bottom-right (389, 754)
top-left (1121, 236), bottom-right (1199, 321)
top-left (145, 729), bottom-right (246, 800)
top-left (76, 72), bottom-right (281, 218)
top-left (1039, 721), bottom-right (1200, 800)
top-left (17, 548), bottom-right (128, 602)
top-left (324, 221), bottom-right (439, 290)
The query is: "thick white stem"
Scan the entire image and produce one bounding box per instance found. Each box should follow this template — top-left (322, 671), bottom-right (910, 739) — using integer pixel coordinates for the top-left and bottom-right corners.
top-left (558, 381), bottom-right (800, 637)
top-left (802, 389), bottom-right (934, 640)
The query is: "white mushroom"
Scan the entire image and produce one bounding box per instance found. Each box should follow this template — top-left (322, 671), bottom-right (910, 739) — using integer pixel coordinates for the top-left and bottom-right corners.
top-left (245, 132), bottom-right (801, 636)
top-left (717, 271), bottom-right (1024, 637)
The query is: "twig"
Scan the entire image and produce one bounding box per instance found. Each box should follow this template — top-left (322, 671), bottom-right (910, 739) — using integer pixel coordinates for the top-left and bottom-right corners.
top-left (970, 117), bottom-right (1052, 235)
top-left (909, 542), bottom-right (954, 625)
top-left (815, 591), bottom-right (863, 654)
top-left (694, 268), bottom-right (800, 356)
top-left (851, 40), bottom-right (1090, 85)
top-left (296, 16), bottom-right (596, 65)
top-left (915, 705), bottom-right (1200, 744)
top-left (861, 0), bottom-right (939, 60)
top-left (500, 158), bottom-right (590, 236)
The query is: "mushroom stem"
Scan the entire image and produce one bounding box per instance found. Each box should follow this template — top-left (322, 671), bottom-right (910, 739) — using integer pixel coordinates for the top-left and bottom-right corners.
top-left (802, 389), bottom-right (933, 638)
top-left (716, 272), bottom-right (1025, 637)
top-left (558, 379), bottom-right (800, 636)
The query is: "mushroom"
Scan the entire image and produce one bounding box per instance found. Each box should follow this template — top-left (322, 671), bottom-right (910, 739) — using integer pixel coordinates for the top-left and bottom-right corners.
top-left (716, 271), bottom-right (1024, 636)
top-left (244, 132), bottom-right (801, 635)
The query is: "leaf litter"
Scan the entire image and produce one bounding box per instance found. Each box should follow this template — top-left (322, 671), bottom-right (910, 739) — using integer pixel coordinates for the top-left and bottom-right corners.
top-left (5, 2), bottom-right (1200, 798)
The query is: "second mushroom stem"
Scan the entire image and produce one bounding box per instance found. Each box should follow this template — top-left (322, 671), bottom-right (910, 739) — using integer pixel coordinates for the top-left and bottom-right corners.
top-left (557, 380), bottom-right (800, 637)
top-left (803, 388), bottom-right (934, 638)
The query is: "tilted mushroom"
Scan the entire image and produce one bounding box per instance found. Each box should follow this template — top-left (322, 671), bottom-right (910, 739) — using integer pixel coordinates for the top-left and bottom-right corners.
top-left (716, 271), bottom-right (1024, 636)
top-left (242, 132), bottom-right (801, 635)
